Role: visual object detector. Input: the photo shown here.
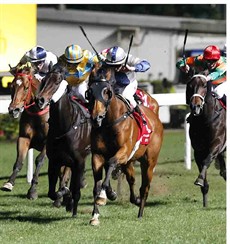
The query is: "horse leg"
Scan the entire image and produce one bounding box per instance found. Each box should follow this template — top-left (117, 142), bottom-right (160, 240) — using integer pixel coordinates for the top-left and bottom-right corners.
top-left (27, 147), bottom-right (47, 200)
top-left (216, 152), bottom-right (226, 181)
top-left (122, 163), bottom-right (140, 206)
top-left (104, 163), bottom-right (117, 201)
top-left (55, 166), bottom-right (72, 208)
top-left (47, 159), bottom-right (60, 201)
top-left (194, 150), bottom-right (211, 187)
top-left (200, 177), bottom-right (209, 207)
top-left (70, 164), bottom-right (82, 217)
top-left (90, 154), bottom-right (104, 226)
top-left (193, 151), bottom-right (210, 207)
top-left (2, 137), bottom-right (30, 191)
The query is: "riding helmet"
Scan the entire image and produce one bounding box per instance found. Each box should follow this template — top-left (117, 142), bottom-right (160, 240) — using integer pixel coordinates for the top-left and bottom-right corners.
top-left (203, 45), bottom-right (221, 60)
top-left (65, 44), bottom-right (83, 63)
top-left (28, 46), bottom-right (47, 62)
top-left (105, 46), bottom-right (127, 65)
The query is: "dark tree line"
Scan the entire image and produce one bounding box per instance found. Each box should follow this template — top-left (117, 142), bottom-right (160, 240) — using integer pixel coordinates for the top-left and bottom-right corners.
top-left (39, 4), bottom-right (226, 20)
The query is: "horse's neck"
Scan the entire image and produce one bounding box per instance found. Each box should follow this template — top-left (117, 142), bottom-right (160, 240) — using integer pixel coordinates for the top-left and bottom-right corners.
top-left (106, 96), bottom-right (126, 122)
top-left (53, 93), bottom-right (74, 132)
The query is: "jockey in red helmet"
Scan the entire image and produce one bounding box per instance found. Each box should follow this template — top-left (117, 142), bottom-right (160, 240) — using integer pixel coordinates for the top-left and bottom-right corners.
top-left (176, 45), bottom-right (227, 107)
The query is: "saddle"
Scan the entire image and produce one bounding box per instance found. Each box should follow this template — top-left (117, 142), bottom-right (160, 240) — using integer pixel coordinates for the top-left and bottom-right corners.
top-left (70, 96), bottom-right (91, 119)
top-left (116, 93), bottom-right (152, 146)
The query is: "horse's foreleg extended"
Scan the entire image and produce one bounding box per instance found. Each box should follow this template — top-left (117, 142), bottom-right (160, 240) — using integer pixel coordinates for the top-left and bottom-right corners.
top-left (2, 137), bottom-right (30, 192)
top-left (200, 179), bottom-right (209, 207)
top-left (90, 154), bottom-right (104, 226)
top-left (47, 159), bottom-right (60, 201)
top-left (27, 147), bottom-right (47, 200)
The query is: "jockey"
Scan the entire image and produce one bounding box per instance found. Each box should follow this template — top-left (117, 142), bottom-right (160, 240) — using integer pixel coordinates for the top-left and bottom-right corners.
top-left (14, 45), bottom-right (58, 81)
top-left (101, 46), bottom-right (151, 125)
top-left (51, 44), bottom-right (99, 104)
top-left (176, 45), bottom-right (227, 107)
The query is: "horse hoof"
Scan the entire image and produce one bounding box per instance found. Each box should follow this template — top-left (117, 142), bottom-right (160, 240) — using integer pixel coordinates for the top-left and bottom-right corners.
top-left (27, 193), bottom-right (38, 200)
top-left (106, 190), bottom-right (117, 201)
top-left (96, 197), bottom-right (107, 206)
top-left (27, 189), bottom-right (38, 200)
top-left (90, 218), bottom-right (100, 226)
top-left (53, 200), bottom-right (62, 208)
top-left (1, 182), bottom-right (14, 191)
top-left (194, 178), bottom-right (204, 187)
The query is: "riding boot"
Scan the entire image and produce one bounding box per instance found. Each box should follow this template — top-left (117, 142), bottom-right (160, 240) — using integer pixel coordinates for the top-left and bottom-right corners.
top-left (134, 105), bottom-right (147, 125)
top-left (134, 93), bottom-right (142, 105)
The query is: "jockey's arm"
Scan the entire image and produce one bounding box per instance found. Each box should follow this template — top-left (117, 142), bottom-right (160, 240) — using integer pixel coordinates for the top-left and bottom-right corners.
top-left (206, 62), bottom-right (226, 81)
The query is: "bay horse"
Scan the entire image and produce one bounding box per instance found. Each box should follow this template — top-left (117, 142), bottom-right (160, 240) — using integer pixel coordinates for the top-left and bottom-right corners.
top-left (186, 72), bottom-right (226, 207)
top-left (1, 63), bottom-right (49, 200)
top-left (36, 64), bottom-right (117, 216)
top-left (87, 65), bottom-right (163, 225)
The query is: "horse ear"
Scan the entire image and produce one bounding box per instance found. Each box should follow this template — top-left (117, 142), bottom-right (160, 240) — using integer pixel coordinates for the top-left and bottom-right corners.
top-left (9, 64), bottom-right (17, 76)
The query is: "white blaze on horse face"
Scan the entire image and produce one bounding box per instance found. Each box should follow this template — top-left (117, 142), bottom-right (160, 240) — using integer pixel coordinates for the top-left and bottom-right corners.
top-left (16, 79), bottom-right (22, 86)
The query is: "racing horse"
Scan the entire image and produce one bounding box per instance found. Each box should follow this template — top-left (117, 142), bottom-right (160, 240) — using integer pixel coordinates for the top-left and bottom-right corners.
top-left (186, 72), bottom-right (226, 207)
top-left (36, 64), bottom-right (117, 216)
top-left (1, 63), bottom-right (49, 200)
top-left (86, 65), bottom-right (163, 225)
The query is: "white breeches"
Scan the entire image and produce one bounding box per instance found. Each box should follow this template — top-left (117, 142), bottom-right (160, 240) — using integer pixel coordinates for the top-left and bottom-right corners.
top-left (114, 79), bottom-right (138, 108)
top-left (213, 82), bottom-right (227, 99)
top-left (70, 80), bottom-right (89, 103)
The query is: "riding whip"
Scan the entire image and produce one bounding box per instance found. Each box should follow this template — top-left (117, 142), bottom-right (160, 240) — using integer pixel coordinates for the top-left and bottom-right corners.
top-left (79, 26), bottom-right (102, 61)
top-left (124, 34), bottom-right (134, 67)
top-left (182, 29), bottom-right (188, 66)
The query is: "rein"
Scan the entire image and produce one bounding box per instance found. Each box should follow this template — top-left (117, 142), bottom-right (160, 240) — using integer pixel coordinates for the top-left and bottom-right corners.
top-left (105, 110), bottom-right (133, 128)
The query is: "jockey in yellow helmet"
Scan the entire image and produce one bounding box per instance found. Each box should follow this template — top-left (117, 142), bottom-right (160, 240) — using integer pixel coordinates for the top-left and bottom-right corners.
top-left (52, 44), bottom-right (99, 104)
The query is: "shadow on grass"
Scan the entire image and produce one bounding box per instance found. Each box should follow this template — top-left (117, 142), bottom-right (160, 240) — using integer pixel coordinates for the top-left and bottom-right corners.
top-left (0, 172), bottom-right (48, 181)
top-left (0, 210), bottom-right (70, 223)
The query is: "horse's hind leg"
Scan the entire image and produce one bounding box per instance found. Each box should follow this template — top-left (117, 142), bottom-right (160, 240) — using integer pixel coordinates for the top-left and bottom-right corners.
top-left (216, 152), bottom-right (226, 181)
top-left (1, 137), bottom-right (30, 192)
top-left (54, 166), bottom-right (71, 208)
top-left (122, 163), bottom-right (140, 206)
top-left (27, 147), bottom-right (47, 200)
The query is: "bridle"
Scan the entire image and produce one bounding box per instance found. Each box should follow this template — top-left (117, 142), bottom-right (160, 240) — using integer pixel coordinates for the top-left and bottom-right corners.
top-left (189, 74), bottom-right (208, 115)
top-left (14, 72), bottom-right (37, 108)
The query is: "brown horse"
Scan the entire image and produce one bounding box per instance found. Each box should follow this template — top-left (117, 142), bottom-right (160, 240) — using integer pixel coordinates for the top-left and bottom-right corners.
top-left (1, 63), bottom-right (49, 199)
top-left (186, 72), bottom-right (226, 207)
top-left (86, 66), bottom-right (163, 225)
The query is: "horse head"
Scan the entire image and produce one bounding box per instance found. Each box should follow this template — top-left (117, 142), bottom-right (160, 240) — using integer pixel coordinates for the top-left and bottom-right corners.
top-left (89, 62), bottom-right (116, 87)
top-left (186, 71), bottom-right (211, 116)
top-left (8, 62), bottom-right (39, 118)
top-left (36, 64), bottom-right (66, 110)
top-left (86, 81), bottom-right (113, 127)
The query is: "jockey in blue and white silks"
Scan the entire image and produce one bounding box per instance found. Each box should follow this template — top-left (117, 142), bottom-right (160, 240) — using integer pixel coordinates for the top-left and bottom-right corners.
top-left (14, 45), bottom-right (58, 81)
top-left (101, 46), bottom-right (150, 125)
top-left (101, 46), bottom-right (150, 109)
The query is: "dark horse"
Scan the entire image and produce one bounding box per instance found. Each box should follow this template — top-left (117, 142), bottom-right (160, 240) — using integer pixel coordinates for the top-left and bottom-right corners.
top-left (86, 65), bottom-right (163, 225)
top-left (35, 65), bottom-right (90, 215)
top-left (186, 72), bottom-right (226, 207)
top-left (1, 63), bottom-right (49, 200)
top-left (36, 65), bottom-right (116, 216)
